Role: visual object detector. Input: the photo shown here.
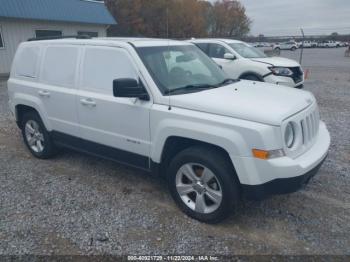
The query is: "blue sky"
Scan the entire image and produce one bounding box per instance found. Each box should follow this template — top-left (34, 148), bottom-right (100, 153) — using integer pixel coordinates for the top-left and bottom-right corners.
top-left (210, 0), bottom-right (350, 36)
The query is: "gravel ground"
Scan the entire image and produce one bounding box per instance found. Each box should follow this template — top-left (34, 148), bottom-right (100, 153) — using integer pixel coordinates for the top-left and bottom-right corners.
top-left (0, 48), bottom-right (349, 256)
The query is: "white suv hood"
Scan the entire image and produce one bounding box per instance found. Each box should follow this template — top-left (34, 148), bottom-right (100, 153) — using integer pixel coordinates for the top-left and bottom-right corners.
top-left (252, 57), bottom-right (300, 67)
top-left (169, 80), bottom-right (315, 126)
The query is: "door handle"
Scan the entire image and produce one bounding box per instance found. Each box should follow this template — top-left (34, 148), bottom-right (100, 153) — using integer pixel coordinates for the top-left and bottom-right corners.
top-left (80, 98), bottom-right (96, 107)
top-left (38, 90), bottom-right (50, 97)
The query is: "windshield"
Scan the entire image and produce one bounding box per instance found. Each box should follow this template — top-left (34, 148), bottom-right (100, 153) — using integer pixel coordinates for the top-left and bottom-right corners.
top-left (136, 45), bottom-right (230, 95)
top-left (228, 43), bottom-right (267, 59)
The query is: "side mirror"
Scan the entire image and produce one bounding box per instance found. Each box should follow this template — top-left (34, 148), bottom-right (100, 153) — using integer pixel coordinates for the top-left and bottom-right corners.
top-left (113, 78), bottom-right (150, 101)
top-left (224, 53), bottom-right (236, 60)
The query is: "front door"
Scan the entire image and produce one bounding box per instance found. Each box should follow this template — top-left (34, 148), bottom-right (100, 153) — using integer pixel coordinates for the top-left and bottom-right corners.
top-left (77, 46), bottom-right (151, 169)
top-left (208, 43), bottom-right (240, 78)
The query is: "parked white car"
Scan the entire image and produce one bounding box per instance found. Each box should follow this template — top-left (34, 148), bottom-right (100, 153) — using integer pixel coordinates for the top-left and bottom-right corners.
top-left (335, 41), bottom-right (342, 47)
top-left (300, 41), bottom-right (318, 48)
top-left (318, 40), bottom-right (339, 48)
top-left (252, 42), bottom-right (271, 48)
top-left (8, 37), bottom-right (330, 223)
top-left (278, 41), bottom-right (298, 51)
top-left (190, 39), bottom-right (304, 88)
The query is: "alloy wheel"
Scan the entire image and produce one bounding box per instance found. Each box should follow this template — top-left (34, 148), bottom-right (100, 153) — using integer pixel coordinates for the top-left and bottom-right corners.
top-left (25, 120), bottom-right (45, 153)
top-left (175, 163), bottom-right (223, 214)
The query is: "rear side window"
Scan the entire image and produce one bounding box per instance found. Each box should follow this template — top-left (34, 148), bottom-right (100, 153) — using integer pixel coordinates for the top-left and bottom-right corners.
top-left (15, 45), bottom-right (41, 78)
top-left (41, 46), bottom-right (78, 88)
top-left (81, 47), bottom-right (138, 95)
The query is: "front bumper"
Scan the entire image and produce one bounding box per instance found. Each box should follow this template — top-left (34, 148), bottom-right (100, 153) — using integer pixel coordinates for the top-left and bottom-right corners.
top-left (264, 74), bottom-right (304, 88)
top-left (230, 121), bottom-right (330, 200)
top-left (242, 154), bottom-right (327, 200)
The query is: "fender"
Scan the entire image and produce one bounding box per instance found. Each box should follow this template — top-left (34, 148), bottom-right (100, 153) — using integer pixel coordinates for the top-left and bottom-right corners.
top-left (13, 92), bottom-right (52, 131)
top-left (150, 118), bottom-right (251, 164)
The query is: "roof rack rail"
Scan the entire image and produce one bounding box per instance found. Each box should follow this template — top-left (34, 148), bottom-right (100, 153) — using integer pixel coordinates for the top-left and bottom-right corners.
top-left (27, 35), bottom-right (92, 42)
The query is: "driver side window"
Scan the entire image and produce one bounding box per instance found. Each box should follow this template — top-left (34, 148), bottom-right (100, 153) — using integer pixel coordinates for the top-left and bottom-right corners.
top-left (208, 43), bottom-right (231, 59)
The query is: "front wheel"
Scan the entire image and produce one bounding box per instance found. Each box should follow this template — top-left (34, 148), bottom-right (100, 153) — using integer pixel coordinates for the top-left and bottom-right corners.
top-left (167, 146), bottom-right (240, 223)
top-left (291, 46), bottom-right (297, 51)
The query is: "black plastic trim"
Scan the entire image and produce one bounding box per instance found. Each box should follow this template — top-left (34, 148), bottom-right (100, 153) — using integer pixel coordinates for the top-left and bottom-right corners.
top-left (239, 72), bottom-right (265, 81)
top-left (242, 154), bottom-right (327, 200)
top-left (52, 131), bottom-right (150, 171)
top-left (262, 72), bottom-right (273, 78)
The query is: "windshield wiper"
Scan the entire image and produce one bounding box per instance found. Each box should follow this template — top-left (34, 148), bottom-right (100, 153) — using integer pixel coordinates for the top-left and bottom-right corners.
top-left (216, 78), bottom-right (239, 87)
top-left (165, 84), bottom-right (215, 95)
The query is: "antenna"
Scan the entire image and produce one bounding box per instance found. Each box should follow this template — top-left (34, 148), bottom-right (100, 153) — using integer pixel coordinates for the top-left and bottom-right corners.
top-left (299, 28), bottom-right (305, 65)
top-left (166, 6), bottom-right (172, 111)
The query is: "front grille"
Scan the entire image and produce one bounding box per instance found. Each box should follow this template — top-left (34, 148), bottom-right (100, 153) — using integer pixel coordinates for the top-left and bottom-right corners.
top-left (284, 103), bottom-right (320, 159)
top-left (289, 67), bottom-right (303, 83)
top-left (300, 109), bottom-right (319, 146)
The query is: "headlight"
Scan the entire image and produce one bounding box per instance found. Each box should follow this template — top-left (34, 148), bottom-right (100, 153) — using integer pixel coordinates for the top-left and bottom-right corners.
top-left (269, 67), bottom-right (293, 76)
top-left (284, 122), bottom-right (295, 148)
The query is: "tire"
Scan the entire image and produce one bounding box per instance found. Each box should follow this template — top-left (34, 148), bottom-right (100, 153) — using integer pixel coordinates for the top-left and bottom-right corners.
top-left (274, 47), bottom-right (281, 56)
top-left (291, 46), bottom-right (297, 51)
top-left (167, 146), bottom-right (240, 223)
top-left (21, 111), bottom-right (56, 159)
top-left (240, 74), bottom-right (262, 82)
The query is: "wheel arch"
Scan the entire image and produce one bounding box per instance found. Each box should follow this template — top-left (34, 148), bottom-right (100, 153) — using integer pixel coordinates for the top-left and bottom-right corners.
top-left (239, 71), bottom-right (264, 81)
top-left (158, 136), bottom-right (241, 183)
top-left (152, 124), bottom-right (247, 162)
top-left (14, 95), bottom-right (51, 131)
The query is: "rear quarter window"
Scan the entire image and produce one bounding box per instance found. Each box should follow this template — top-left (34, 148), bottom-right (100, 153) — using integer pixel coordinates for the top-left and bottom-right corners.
top-left (41, 46), bottom-right (79, 88)
top-left (15, 45), bottom-right (41, 78)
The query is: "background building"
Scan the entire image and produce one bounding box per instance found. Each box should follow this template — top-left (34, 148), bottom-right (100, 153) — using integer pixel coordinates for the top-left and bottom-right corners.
top-left (0, 0), bottom-right (116, 75)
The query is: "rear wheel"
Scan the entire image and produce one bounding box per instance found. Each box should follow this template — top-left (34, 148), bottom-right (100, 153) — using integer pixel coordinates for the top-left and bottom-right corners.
top-left (291, 46), bottom-right (297, 51)
top-left (167, 146), bottom-right (240, 223)
top-left (21, 112), bottom-right (56, 159)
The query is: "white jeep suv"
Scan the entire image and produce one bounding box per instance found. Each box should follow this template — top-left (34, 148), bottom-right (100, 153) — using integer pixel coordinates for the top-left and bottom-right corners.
top-left (190, 39), bottom-right (304, 88)
top-left (8, 37), bottom-right (330, 223)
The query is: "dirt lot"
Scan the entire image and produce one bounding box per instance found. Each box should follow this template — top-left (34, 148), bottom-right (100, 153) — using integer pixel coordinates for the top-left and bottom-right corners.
top-left (0, 48), bottom-right (349, 256)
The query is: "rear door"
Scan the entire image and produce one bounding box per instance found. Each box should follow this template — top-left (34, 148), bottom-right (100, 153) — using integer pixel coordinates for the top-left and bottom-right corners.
top-left (38, 45), bottom-right (80, 137)
top-left (77, 46), bottom-right (151, 169)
